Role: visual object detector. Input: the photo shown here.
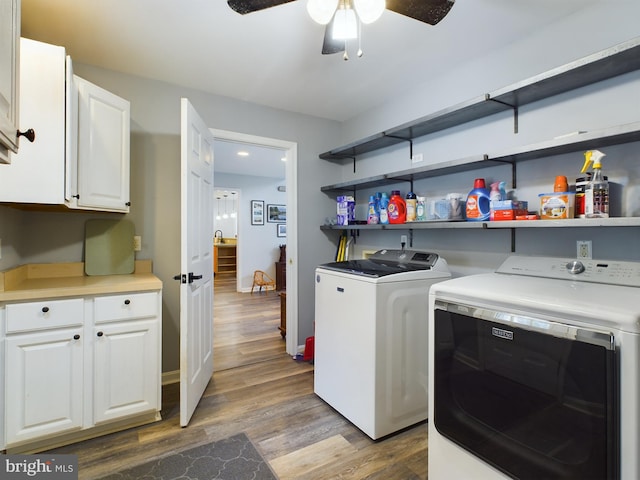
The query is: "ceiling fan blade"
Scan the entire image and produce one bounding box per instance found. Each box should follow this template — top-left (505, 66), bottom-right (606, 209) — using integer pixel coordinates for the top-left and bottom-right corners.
top-left (322, 17), bottom-right (344, 55)
top-left (227, 0), bottom-right (296, 15)
top-left (386, 0), bottom-right (455, 25)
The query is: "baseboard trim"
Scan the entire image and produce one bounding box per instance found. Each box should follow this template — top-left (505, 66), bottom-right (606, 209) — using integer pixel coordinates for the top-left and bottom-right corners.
top-left (162, 370), bottom-right (180, 385)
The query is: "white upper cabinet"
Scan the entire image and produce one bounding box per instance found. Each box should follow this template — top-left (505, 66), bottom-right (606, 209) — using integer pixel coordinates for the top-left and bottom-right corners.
top-left (72, 76), bottom-right (130, 212)
top-left (0, 0), bottom-right (20, 163)
top-left (0, 37), bottom-right (131, 212)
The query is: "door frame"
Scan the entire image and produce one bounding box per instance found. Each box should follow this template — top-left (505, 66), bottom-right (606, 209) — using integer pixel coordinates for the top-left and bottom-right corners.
top-left (211, 129), bottom-right (298, 356)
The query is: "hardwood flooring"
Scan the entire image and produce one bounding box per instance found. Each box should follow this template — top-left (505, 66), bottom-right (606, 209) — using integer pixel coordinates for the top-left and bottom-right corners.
top-left (47, 274), bottom-right (428, 479)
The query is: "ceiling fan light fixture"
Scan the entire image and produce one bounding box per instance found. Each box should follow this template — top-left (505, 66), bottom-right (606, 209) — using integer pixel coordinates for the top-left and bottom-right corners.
top-left (353, 0), bottom-right (385, 24)
top-left (307, 0), bottom-right (339, 25)
top-left (332, 5), bottom-right (358, 40)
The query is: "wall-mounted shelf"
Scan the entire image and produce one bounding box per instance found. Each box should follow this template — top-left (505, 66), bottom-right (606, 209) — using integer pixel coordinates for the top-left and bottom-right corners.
top-left (321, 122), bottom-right (640, 193)
top-left (321, 217), bottom-right (640, 232)
top-left (319, 37), bottom-right (640, 163)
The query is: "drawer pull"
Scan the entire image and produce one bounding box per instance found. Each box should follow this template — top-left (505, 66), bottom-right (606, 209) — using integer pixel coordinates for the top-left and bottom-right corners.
top-left (73, 334), bottom-right (80, 340)
top-left (42, 306), bottom-right (50, 313)
top-left (124, 299), bottom-right (131, 305)
top-left (97, 331), bottom-right (104, 337)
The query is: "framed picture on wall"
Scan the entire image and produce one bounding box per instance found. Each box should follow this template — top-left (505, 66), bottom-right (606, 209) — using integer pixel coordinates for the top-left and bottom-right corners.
top-left (267, 204), bottom-right (286, 223)
top-left (251, 200), bottom-right (264, 225)
top-left (277, 224), bottom-right (286, 238)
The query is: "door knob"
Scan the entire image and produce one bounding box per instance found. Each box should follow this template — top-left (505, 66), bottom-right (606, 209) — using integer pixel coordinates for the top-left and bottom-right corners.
top-left (189, 272), bottom-right (203, 284)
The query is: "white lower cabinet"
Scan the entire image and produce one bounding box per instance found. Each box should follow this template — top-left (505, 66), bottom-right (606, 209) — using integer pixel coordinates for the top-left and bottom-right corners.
top-left (93, 292), bottom-right (160, 424)
top-left (5, 327), bottom-right (84, 444)
top-left (2, 290), bottom-right (161, 451)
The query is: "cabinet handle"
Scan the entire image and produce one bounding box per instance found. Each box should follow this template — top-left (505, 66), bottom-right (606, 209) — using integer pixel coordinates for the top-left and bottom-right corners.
top-left (125, 201), bottom-right (131, 206)
top-left (17, 128), bottom-right (36, 143)
top-left (72, 194), bottom-right (80, 199)
top-left (124, 299), bottom-right (131, 305)
top-left (97, 331), bottom-right (104, 337)
top-left (73, 334), bottom-right (80, 340)
top-left (42, 306), bottom-right (49, 313)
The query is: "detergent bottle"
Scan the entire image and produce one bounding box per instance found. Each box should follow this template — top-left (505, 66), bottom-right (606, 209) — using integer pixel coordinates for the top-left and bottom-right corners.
top-left (406, 192), bottom-right (417, 222)
top-left (465, 178), bottom-right (491, 221)
top-left (581, 150), bottom-right (608, 218)
top-left (379, 192), bottom-right (390, 224)
top-left (388, 190), bottom-right (407, 224)
top-left (367, 195), bottom-right (379, 224)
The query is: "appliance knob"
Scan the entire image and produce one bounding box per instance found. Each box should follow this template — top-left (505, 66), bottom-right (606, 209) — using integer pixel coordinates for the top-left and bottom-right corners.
top-left (566, 260), bottom-right (585, 274)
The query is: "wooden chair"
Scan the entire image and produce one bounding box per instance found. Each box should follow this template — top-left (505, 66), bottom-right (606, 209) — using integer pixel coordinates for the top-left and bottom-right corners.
top-left (251, 270), bottom-right (276, 295)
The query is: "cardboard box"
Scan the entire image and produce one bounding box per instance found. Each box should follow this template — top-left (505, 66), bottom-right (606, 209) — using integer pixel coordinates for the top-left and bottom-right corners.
top-left (336, 195), bottom-right (355, 225)
top-left (491, 208), bottom-right (528, 221)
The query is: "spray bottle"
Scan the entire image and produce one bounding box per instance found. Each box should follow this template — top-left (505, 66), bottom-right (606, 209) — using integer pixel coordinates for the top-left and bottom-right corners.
top-left (581, 150), bottom-right (608, 218)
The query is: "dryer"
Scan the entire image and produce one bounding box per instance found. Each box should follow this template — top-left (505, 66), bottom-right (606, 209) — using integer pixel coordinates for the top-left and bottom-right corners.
top-left (314, 249), bottom-right (450, 440)
top-left (428, 255), bottom-right (640, 480)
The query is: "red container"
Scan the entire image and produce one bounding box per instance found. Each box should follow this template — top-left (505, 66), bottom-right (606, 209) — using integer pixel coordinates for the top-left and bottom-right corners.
top-left (388, 190), bottom-right (406, 224)
top-left (303, 336), bottom-right (314, 362)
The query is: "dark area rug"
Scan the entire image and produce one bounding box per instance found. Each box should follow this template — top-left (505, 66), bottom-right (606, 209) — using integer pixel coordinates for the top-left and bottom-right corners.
top-left (99, 432), bottom-right (277, 480)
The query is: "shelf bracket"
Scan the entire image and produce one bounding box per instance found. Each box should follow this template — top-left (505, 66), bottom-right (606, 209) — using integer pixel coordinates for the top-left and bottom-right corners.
top-left (511, 228), bottom-right (516, 252)
top-left (485, 94), bottom-right (519, 134)
top-left (483, 154), bottom-right (517, 189)
top-left (384, 135), bottom-right (413, 160)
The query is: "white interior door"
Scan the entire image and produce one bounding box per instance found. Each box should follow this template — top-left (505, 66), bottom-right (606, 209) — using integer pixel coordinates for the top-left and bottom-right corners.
top-left (179, 98), bottom-right (215, 427)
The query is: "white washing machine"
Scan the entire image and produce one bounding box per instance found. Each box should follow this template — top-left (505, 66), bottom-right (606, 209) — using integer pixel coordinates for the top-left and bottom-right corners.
top-left (314, 249), bottom-right (450, 440)
top-left (428, 255), bottom-right (640, 480)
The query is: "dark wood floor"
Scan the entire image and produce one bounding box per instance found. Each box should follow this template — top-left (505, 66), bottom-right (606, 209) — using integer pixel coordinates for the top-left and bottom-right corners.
top-left (48, 274), bottom-right (428, 479)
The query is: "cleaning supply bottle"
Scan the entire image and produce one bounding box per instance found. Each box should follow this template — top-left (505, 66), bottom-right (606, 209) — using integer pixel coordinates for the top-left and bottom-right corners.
top-left (581, 150), bottom-right (608, 218)
top-left (388, 190), bottom-right (406, 224)
top-left (367, 195), bottom-right (379, 224)
top-left (554, 175), bottom-right (568, 193)
top-left (379, 192), bottom-right (390, 224)
top-left (416, 196), bottom-right (426, 221)
top-left (465, 178), bottom-right (491, 221)
top-left (406, 191), bottom-right (417, 222)
top-left (490, 182), bottom-right (501, 202)
top-left (499, 181), bottom-right (507, 201)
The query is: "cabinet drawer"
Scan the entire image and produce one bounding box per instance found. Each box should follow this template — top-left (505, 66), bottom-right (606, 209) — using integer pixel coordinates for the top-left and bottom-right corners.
top-left (94, 292), bottom-right (159, 323)
top-left (6, 298), bottom-right (84, 333)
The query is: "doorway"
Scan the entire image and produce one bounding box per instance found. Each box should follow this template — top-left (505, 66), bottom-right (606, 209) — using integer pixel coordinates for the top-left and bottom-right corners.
top-left (211, 129), bottom-right (298, 358)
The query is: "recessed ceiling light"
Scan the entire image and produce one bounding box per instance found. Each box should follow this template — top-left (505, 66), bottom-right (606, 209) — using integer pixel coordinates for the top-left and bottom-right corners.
top-left (237, 151), bottom-right (249, 157)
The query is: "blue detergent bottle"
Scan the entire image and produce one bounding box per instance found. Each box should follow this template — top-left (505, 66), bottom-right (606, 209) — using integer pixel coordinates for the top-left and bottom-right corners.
top-left (465, 178), bottom-right (491, 221)
top-left (379, 193), bottom-right (390, 224)
top-left (367, 195), bottom-right (379, 224)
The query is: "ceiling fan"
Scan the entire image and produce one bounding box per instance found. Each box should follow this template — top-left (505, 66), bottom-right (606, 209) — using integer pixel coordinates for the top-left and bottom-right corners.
top-left (227, 0), bottom-right (455, 58)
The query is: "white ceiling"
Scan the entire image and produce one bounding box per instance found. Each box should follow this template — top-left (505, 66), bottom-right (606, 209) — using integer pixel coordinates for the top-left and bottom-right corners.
top-left (19, 0), bottom-right (599, 177)
top-left (213, 139), bottom-right (287, 179)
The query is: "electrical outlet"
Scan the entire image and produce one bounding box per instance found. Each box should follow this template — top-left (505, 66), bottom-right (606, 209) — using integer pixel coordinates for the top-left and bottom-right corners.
top-left (411, 153), bottom-right (423, 163)
top-left (577, 240), bottom-right (592, 259)
top-left (133, 235), bottom-right (142, 252)
top-left (400, 235), bottom-right (408, 246)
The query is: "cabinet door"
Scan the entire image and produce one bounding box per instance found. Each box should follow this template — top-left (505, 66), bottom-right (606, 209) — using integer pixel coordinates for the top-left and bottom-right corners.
top-left (0, 0), bottom-right (20, 163)
top-left (0, 38), bottom-right (67, 203)
top-left (93, 319), bottom-right (159, 423)
top-left (5, 328), bottom-right (84, 445)
top-left (75, 76), bottom-right (130, 212)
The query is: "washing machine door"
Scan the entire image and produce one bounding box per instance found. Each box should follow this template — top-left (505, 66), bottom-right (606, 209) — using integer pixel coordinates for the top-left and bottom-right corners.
top-left (432, 300), bottom-right (618, 480)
